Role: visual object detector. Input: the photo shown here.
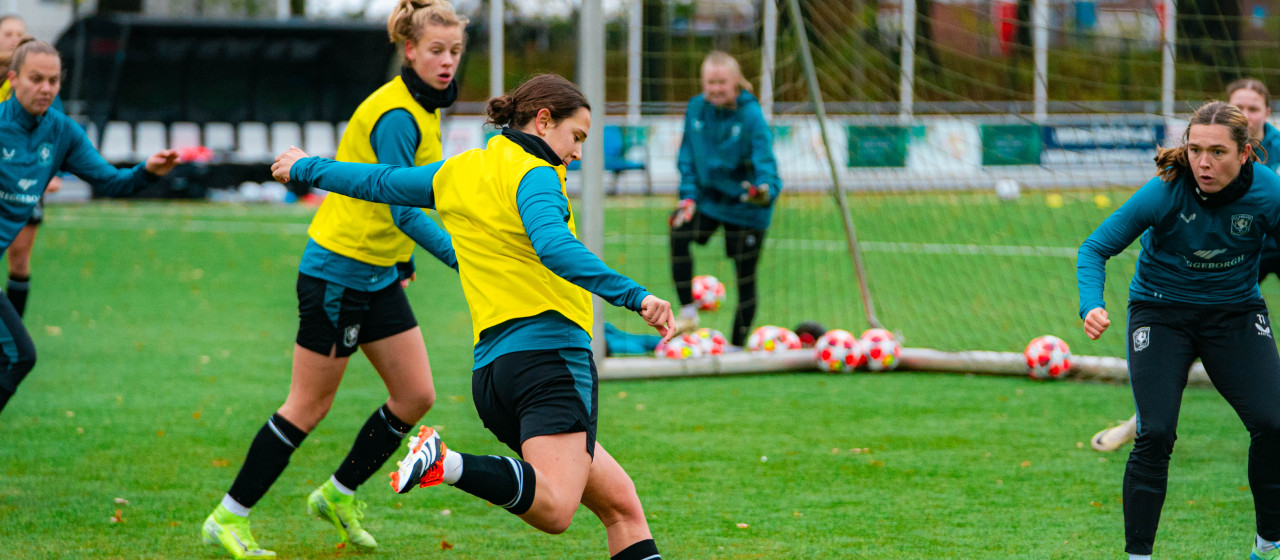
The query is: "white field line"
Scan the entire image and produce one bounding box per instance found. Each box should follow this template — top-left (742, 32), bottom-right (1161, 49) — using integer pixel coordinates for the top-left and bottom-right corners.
top-left (52, 215), bottom-right (310, 235)
top-left (602, 233), bottom-right (1139, 259)
top-left (51, 215), bottom-right (1136, 259)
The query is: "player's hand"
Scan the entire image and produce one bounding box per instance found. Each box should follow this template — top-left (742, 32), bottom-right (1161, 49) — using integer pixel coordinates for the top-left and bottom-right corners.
top-left (399, 272), bottom-right (416, 289)
top-left (1083, 308), bottom-right (1110, 340)
top-left (272, 146), bottom-right (310, 184)
top-left (44, 175), bottom-right (62, 194)
top-left (740, 182), bottom-right (771, 206)
top-left (668, 199), bottom-right (696, 229)
top-left (640, 294), bottom-right (676, 344)
top-left (145, 149), bottom-right (181, 176)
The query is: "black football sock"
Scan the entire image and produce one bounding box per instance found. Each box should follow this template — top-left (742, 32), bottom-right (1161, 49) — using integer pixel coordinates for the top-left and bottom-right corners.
top-left (226, 413), bottom-right (308, 508)
top-left (612, 539), bottom-right (661, 560)
top-left (452, 452), bottom-right (537, 515)
top-left (7, 274), bottom-right (29, 318)
top-left (333, 404), bottom-right (414, 490)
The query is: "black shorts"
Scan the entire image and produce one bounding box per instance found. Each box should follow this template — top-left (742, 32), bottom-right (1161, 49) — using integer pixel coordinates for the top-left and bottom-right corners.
top-left (26, 198), bottom-right (43, 226)
top-left (472, 348), bottom-right (598, 458)
top-left (680, 212), bottom-right (767, 261)
top-left (295, 272), bottom-right (418, 358)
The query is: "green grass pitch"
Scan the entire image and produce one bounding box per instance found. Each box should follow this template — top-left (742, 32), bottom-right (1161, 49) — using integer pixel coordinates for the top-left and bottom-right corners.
top-left (0, 198), bottom-right (1270, 559)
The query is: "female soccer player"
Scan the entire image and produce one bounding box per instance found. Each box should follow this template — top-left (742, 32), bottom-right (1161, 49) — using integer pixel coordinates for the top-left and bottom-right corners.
top-left (1093, 80), bottom-right (1280, 452)
top-left (1230, 79), bottom-right (1280, 173)
top-left (1077, 100), bottom-right (1280, 560)
top-left (669, 51), bottom-right (780, 347)
top-left (201, 2), bottom-right (466, 557)
top-left (271, 74), bottom-right (673, 560)
top-left (0, 21), bottom-right (59, 318)
top-left (0, 39), bottom-right (178, 413)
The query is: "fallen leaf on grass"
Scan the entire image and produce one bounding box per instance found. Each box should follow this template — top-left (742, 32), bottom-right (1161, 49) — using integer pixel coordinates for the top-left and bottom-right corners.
top-left (441, 540), bottom-right (453, 550)
top-left (114, 498), bottom-right (129, 505)
top-left (212, 459), bottom-right (230, 467)
top-left (45, 326), bottom-right (62, 336)
top-left (1020, 460), bottom-right (1031, 468)
top-left (1090, 501), bottom-right (1102, 507)
top-left (109, 509), bottom-right (124, 523)
top-left (736, 523), bottom-right (749, 529)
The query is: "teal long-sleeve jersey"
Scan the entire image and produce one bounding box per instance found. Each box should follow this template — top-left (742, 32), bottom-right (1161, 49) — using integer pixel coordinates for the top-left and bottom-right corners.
top-left (0, 98), bottom-right (155, 252)
top-left (1078, 162), bottom-right (1280, 318)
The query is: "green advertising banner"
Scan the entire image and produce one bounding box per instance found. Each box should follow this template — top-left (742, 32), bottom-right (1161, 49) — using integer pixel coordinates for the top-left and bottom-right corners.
top-left (980, 124), bottom-right (1042, 166)
top-left (846, 125), bottom-right (919, 168)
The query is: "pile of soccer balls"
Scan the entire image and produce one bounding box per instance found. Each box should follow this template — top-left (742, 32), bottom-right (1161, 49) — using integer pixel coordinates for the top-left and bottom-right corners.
top-left (744, 323), bottom-right (901, 373)
top-left (807, 327), bottom-right (902, 373)
top-left (654, 327), bottom-right (728, 359)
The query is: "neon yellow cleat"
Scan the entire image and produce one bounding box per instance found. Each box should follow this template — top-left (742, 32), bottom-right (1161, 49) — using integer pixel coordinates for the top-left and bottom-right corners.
top-left (1252, 541), bottom-right (1280, 560)
top-left (307, 480), bottom-right (377, 549)
top-left (201, 504), bottom-right (276, 559)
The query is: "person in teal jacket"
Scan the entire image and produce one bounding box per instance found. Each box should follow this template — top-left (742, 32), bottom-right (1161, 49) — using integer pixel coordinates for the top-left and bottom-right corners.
top-left (0, 40), bottom-right (178, 414)
top-left (670, 51), bottom-right (781, 347)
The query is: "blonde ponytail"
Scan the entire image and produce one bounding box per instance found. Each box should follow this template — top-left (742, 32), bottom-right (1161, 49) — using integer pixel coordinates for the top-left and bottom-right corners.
top-left (387, 0), bottom-right (469, 44)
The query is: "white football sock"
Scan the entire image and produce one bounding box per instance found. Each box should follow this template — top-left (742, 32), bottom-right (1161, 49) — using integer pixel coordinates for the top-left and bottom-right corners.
top-left (1259, 535), bottom-right (1278, 551)
top-left (1128, 555), bottom-right (1151, 560)
top-left (221, 494), bottom-right (250, 518)
top-left (442, 450), bottom-right (464, 485)
top-left (329, 475), bottom-right (355, 496)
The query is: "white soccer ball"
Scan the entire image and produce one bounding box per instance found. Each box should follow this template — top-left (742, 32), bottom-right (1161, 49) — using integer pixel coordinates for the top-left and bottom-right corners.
top-left (691, 328), bottom-right (728, 356)
top-left (859, 328), bottom-right (901, 372)
top-left (814, 329), bottom-right (864, 373)
top-left (654, 334), bottom-right (705, 359)
top-left (995, 178), bottom-right (1021, 201)
top-left (1024, 335), bottom-right (1071, 379)
top-left (746, 325), bottom-right (802, 353)
top-left (691, 275), bottom-right (726, 311)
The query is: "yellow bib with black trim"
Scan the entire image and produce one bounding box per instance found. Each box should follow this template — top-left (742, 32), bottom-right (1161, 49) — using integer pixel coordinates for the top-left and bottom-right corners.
top-left (433, 135), bottom-right (593, 344)
top-left (0, 80), bottom-right (10, 101)
top-left (308, 76), bottom-right (441, 267)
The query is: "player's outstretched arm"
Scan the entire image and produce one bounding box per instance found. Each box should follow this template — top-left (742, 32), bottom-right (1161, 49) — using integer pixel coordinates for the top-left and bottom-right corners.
top-left (517, 168), bottom-right (650, 310)
top-left (272, 147), bottom-right (443, 209)
top-left (61, 123), bottom-right (176, 196)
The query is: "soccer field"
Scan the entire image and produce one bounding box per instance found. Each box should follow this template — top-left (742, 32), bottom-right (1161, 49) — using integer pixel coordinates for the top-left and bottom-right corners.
top-left (0, 200), bottom-right (1266, 559)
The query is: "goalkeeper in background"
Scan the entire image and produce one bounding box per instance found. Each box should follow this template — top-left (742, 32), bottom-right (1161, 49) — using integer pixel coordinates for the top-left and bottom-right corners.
top-left (669, 51), bottom-right (781, 348)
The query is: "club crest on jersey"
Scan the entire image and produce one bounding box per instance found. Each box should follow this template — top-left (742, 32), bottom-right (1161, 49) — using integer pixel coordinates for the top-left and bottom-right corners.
top-left (1231, 214), bottom-right (1254, 237)
top-left (37, 143), bottom-right (53, 166)
top-left (1, 148), bottom-right (13, 161)
top-left (343, 324), bottom-right (360, 348)
top-left (1132, 326), bottom-right (1150, 351)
